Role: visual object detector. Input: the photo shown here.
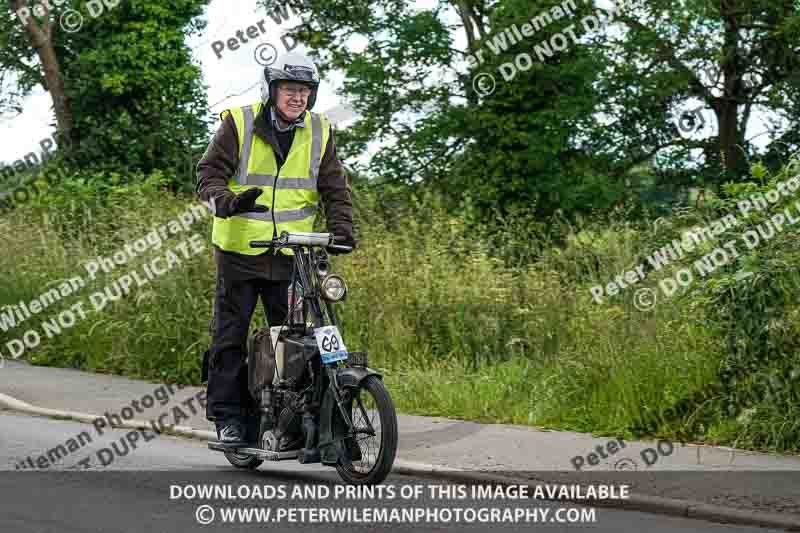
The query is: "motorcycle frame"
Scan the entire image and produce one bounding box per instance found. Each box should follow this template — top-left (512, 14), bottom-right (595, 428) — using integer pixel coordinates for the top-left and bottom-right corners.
top-left (255, 240), bottom-right (373, 462)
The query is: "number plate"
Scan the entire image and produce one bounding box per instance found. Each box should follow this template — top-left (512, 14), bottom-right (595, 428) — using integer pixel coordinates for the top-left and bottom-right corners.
top-left (314, 326), bottom-right (348, 364)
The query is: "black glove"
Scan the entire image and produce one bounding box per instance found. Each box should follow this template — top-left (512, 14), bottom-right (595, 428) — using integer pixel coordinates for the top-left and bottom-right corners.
top-left (327, 231), bottom-right (356, 255)
top-left (231, 188), bottom-right (268, 215)
top-left (216, 188), bottom-right (269, 218)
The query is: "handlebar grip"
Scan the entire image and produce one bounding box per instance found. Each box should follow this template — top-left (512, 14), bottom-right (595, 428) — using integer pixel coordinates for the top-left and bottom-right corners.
top-left (325, 244), bottom-right (353, 253)
top-left (249, 240), bottom-right (273, 248)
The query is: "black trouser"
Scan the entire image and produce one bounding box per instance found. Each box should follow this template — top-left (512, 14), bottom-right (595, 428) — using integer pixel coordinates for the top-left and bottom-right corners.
top-left (206, 274), bottom-right (290, 423)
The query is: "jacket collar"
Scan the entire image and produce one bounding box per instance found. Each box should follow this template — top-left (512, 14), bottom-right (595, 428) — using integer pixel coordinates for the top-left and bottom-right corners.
top-left (252, 104), bottom-right (306, 165)
top-left (268, 105), bottom-right (306, 132)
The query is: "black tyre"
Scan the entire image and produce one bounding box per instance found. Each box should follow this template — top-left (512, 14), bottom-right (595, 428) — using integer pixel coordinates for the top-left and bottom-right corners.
top-left (224, 451), bottom-right (264, 470)
top-left (335, 375), bottom-right (398, 485)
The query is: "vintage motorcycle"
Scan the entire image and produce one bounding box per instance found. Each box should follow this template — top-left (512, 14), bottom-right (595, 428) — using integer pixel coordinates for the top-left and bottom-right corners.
top-left (207, 231), bottom-right (398, 485)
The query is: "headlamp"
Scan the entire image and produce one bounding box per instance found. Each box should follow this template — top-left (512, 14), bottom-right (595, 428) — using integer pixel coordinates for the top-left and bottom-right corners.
top-left (321, 274), bottom-right (348, 302)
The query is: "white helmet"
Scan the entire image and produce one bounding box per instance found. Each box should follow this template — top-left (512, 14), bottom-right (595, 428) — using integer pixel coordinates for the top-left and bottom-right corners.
top-left (260, 51), bottom-right (320, 110)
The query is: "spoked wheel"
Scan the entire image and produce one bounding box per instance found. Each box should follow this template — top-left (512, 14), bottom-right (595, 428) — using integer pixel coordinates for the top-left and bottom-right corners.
top-left (224, 451), bottom-right (264, 470)
top-left (335, 376), bottom-right (398, 485)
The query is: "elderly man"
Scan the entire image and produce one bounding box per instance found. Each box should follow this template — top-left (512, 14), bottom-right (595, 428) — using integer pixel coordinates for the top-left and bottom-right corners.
top-left (196, 51), bottom-right (355, 448)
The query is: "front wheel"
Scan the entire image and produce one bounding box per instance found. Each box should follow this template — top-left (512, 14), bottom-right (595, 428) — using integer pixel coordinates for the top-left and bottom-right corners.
top-left (335, 375), bottom-right (398, 485)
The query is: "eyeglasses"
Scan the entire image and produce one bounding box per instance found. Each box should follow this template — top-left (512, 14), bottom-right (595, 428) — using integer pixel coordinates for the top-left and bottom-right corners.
top-left (279, 86), bottom-right (312, 98)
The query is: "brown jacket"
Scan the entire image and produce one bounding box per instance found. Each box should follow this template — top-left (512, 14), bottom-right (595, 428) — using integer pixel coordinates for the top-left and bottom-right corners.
top-left (196, 104), bottom-right (354, 281)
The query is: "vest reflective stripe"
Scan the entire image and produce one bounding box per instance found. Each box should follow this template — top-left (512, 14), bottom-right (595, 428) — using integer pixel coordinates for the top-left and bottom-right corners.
top-left (235, 106), bottom-right (256, 186)
top-left (211, 103), bottom-right (330, 256)
top-left (239, 176), bottom-right (320, 189)
top-left (277, 177), bottom-right (317, 190)
top-left (235, 205), bottom-right (318, 223)
top-left (310, 112), bottom-right (323, 180)
top-left (245, 174), bottom-right (275, 186)
top-left (235, 107), bottom-right (325, 188)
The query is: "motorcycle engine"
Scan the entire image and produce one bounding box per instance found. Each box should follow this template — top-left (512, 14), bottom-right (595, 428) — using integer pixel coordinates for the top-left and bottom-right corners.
top-left (263, 390), bottom-right (304, 451)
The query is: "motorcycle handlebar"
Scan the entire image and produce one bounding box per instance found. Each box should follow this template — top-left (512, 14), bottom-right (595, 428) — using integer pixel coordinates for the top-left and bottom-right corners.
top-left (249, 231), bottom-right (352, 251)
top-left (284, 232), bottom-right (333, 246)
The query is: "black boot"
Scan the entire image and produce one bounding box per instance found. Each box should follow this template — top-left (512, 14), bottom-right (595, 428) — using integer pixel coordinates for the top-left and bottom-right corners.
top-left (216, 419), bottom-right (248, 448)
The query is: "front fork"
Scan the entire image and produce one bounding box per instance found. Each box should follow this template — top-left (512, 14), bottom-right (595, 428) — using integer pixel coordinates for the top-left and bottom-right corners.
top-left (327, 366), bottom-right (377, 440)
top-left (327, 366), bottom-right (354, 430)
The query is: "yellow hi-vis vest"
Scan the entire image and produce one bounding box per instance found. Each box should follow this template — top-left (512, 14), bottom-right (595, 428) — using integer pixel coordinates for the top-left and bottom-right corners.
top-left (209, 102), bottom-right (331, 256)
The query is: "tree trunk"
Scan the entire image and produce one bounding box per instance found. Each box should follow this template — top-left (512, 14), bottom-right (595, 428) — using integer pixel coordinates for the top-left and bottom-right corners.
top-left (453, 0), bottom-right (489, 106)
top-left (715, 102), bottom-right (743, 178)
top-left (715, 2), bottom-right (746, 179)
top-left (15, 0), bottom-right (76, 150)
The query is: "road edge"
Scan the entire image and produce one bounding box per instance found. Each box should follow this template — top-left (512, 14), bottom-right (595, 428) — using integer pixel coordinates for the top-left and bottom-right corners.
top-left (1, 392), bottom-right (798, 531)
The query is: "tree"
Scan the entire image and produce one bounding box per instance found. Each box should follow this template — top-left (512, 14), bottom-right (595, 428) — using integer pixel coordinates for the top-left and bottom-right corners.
top-left (595, 0), bottom-right (800, 185)
top-left (3, 0), bottom-right (74, 147)
top-left (260, 0), bottom-right (800, 225)
top-left (260, 0), bottom-right (605, 220)
top-left (0, 0), bottom-right (210, 186)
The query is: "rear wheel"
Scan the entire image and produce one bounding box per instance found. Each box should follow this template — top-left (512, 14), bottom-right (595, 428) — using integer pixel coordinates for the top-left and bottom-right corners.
top-left (335, 376), bottom-right (398, 485)
top-left (224, 452), bottom-right (264, 470)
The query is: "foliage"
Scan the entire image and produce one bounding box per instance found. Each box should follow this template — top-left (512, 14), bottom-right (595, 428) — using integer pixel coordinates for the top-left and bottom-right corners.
top-left (588, 0), bottom-right (800, 185)
top-left (4, 167), bottom-right (800, 453)
top-left (692, 158), bottom-right (800, 449)
top-left (262, 0), bottom-right (800, 226)
top-left (3, 1), bottom-right (800, 456)
top-left (0, 0), bottom-right (211, 190)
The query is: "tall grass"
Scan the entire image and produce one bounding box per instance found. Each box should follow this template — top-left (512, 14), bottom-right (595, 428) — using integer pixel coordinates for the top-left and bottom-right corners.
top-left (1, 169), bottom-right (798, 453)
top-left (337, 190), bottom-right (721, 440)
top-left (0, 184), bottom-right (214, 384)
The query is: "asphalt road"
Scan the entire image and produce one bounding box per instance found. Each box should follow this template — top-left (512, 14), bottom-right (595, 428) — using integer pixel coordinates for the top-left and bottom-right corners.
top-left (0, 410), bottom-right (787, 533)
